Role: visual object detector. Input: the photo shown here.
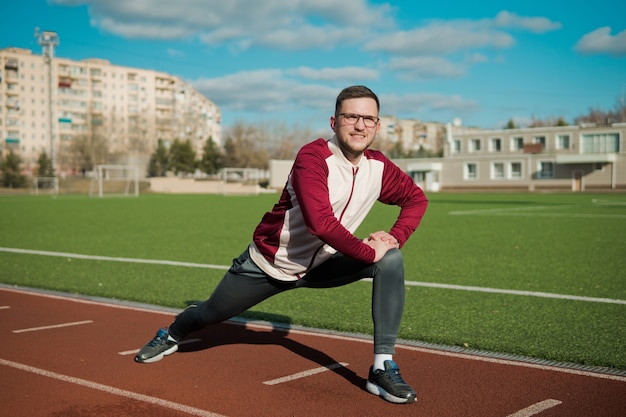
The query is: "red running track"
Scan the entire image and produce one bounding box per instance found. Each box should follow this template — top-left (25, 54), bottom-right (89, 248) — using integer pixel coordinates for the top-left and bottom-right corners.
top-left (1, 286), bottom-right (625, 417)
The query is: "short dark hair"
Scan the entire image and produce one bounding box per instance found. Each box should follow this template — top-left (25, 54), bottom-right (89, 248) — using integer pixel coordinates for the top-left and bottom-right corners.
top-left (335, 85), bottom-right (380, 116)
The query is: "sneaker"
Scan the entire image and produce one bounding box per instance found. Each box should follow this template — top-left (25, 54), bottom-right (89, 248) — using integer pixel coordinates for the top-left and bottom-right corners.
top-left (366, 360), bottom-right (417, 404)
top-left (134, 328), bottom-right (178, 364)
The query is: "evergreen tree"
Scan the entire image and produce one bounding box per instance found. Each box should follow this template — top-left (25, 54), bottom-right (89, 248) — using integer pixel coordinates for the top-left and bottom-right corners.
top-left (199, 137), bottom-right (223, 175)
top-left (147, 139), bottom-right (169, 177)
top-left (168, 139), bottom-right (196, 175)
top-left (1, 151), bottom-right (27, 188)
top-left (36, 151), bottom-right (55, 177)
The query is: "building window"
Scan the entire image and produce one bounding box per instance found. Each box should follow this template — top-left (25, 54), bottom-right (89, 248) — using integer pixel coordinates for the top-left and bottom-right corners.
top-left (464, 163), bottom-right (478, 180)
top-left (534, 136), bottom-right (546, 148)
top-left (539, 161), bottom-right (554, 178)
top-left (490, 137), bottom-right (502, 152)
top-left (510, 162), bottom-right (522, 179)
top-left (453, 140), bottom-right (461, 153)
top-left (491, 162), bottom-right (505, 179)
top-left (581, 133), bottom-right (619, 153)
top-left (470, 138), bottom-right (481, 152)
top-left (557, 134), bottom-right (570, 149)
top-left (511, 137), bottom-right (524, 151)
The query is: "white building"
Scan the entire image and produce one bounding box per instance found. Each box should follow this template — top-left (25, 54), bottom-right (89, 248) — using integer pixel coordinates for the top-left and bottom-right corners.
top-left (0, 44), bottom-right (221, 177)
top-left (393, 122), bottom-right (626, 192)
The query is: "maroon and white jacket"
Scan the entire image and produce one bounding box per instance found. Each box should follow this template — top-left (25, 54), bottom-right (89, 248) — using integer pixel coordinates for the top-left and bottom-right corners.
top-left (249, 135), bottom-right (428, 281)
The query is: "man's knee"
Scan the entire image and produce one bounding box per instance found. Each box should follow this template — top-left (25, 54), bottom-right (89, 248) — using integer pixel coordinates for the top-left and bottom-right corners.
top-left (377, 248), bottom-right (403, 268)
top-left (374, 248), bottom-right (404, 280)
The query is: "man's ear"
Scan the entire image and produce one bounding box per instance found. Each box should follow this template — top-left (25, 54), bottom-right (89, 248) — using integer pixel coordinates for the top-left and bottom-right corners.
top-left (330, 116), bottom-right (336, 132)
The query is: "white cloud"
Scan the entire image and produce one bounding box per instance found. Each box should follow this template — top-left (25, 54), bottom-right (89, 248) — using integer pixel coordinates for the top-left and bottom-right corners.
top-left (191, 70), bottom-right (338, 113)
top-left (381, 92), bottom-right (479, 116)
top-left (387, 56), bottom-right (467, 80)
top-left (191, 69), bottom-right (476, 119)
top-left (53, 0), bottom-right (392, 50)
top-left (575, 27), bottom-right (626, 56)
top-left (494, 11), bottom-right (562, 33)
top-left (288, 67), bottom-right (379, 82)
top-left (364, 22), bottom-right (515, 55)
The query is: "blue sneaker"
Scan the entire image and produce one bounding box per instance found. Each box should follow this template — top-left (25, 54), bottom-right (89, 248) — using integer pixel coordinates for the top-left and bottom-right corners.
top-left (134, 328), bottom-right (178, 363)
top-left (366, 360), bottom-right (417, 404)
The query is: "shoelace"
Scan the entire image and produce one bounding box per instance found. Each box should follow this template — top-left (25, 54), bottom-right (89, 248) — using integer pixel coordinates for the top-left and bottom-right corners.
top-left (386, 368), bottom-right (406, 385)
top-left (147, 332), bottom-right (167, 347)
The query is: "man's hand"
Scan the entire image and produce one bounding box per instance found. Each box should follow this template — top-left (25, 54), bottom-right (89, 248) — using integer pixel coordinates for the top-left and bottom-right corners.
top-left (363, 231), bottom-right (399, 262)
top-left (368, 231), bottom-right (399, 248)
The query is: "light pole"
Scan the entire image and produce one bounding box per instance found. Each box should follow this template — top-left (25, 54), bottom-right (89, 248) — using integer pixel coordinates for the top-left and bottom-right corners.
top-left (35, 28), bottom-right (59, 175)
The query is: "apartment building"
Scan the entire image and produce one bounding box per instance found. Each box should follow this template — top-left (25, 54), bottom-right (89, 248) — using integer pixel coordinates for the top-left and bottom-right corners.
top-left (378, 115), bottom-right (445, 156)
top-left (0, 45), bottom-right (221, 177)
top-left (393, 122), bottom-right (626, 192)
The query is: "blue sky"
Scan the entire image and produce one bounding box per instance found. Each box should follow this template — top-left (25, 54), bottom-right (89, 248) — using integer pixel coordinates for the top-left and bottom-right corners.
top-left (2, 0), bottom-right (625, 132)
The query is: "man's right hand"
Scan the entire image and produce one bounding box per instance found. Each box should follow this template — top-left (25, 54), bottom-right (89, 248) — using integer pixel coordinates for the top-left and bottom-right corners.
top-left (363, 237), bottom-right (397, 262)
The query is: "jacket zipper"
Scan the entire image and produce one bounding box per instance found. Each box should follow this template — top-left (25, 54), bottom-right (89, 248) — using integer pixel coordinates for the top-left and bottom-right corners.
top-left (301, 166), bottom-right (359, 277)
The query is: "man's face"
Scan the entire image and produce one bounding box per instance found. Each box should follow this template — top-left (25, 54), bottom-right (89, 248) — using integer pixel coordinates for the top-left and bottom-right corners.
top-left (330, 97), bottom-right (380, 164)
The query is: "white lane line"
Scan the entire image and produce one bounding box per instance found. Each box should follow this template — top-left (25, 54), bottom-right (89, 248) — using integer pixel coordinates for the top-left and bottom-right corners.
top-left (118, 338), bottom-right (202, 356)
top-left (263, 362), bottom-right (349, 386)
top-left (0, 247), bottom-right (230, 270)
top-left (118, 349), bottom-right (140, 356)
top-left (396, 281), bottom-right (626, 305)
top-left (13, 320), bottom-right (93, 333)
top-left (0, 358), bottom-right (226, 417)
top-left (4, 286), bottom-right (626, 383)
top-left (505, 399), bottom-right (562, 417)
top-left (3, 247), bottom-right (623, 305)
top-left (0, 306), bottom-right (10, 309)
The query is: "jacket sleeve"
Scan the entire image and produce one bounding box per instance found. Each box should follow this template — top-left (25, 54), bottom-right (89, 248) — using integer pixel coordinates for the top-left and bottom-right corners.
top-left (378, 158), bottom-right (429, 247)
top-left (290, 143), bottom-right (377, 263)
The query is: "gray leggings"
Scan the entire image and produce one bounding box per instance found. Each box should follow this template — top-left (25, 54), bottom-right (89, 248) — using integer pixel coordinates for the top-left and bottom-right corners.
top-left (169, 246), bottom-right (405, 354)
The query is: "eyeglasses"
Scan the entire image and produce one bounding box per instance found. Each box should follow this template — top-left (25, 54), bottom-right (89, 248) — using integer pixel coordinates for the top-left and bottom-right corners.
top-left (338, 113), bottom-right (379, 128)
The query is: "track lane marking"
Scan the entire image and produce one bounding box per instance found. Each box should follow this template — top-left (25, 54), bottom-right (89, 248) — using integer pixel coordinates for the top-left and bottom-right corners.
top-left (4, 286), bottom-right (626, 383)
top-left (263, 362), bottom-right (349, 385)
top-left (505, 399), bottom-right (562, 417)
top-left (0, 358), bottom-right (226, 417)
top-left (13, 320), bottom-right (93, 333)
top-left (0, 305), bottom-right (10, 309)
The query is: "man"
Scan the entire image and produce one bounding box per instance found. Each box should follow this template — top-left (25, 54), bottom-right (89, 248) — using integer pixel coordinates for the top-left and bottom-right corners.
top-left (135, 85), bottom-right (428, 404)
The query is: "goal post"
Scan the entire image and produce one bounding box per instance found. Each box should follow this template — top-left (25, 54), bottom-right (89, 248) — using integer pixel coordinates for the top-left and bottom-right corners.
top-left (32, 176), bottom-right (59, 195)
top-left (89, 164), bottom-right (139, 197)
top-left (221, 167), bottom-right (262, 196)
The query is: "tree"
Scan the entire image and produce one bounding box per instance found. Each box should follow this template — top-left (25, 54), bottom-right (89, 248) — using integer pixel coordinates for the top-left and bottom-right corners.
top-left (147, 139), bottom-right (169, 177)
top-left (168, 139), bottom-right (196, 175)
top-left (199, 137), bottom-right (223, 175)
top-left (68, 134), bottom-right (109, 175)
top-left (36, 151), bottom-right (55, 177)
top-left (222, 122), bottom-right (269, 169)
top-left (1, 151), bottom-right (27, 188)
top-left (504, 119), bottom-right (516, 129)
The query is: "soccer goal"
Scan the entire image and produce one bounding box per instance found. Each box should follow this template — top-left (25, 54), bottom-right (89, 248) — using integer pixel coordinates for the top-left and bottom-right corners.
top-left (32, 176), bottom-right (59, 195)
top-left (89, 164), bottom-right (139, 197)
top-left (221, 167), bottom-right (262, 196)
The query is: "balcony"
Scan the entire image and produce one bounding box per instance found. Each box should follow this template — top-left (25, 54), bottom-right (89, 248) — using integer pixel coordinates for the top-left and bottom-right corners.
top-left (523, 143), bottom-right (543, 154)
top-left (4, 59), bottom-right (18, 71)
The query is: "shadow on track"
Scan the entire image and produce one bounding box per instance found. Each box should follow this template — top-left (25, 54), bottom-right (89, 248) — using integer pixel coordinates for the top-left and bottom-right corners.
top-left (177, 316), bottom-right (367, 391)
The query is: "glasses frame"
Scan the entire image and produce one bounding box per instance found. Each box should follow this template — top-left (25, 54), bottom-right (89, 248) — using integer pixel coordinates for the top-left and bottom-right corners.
top-left (338, 113), bottom-right (380, 128)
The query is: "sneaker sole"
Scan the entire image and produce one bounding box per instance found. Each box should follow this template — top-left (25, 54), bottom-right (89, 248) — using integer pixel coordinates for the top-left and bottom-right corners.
top-left (366, 380), bottom-right (417, 404)
top-left (134, 344), bottom-right (178, 364)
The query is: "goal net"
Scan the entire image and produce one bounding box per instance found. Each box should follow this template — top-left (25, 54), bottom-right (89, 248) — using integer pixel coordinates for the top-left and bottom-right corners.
top-left (32, 176), bottom-right (59, 195)
top-left (89, 164), bottom-right (139, 197)
top-left (221, 167), bottom-right (262, 195)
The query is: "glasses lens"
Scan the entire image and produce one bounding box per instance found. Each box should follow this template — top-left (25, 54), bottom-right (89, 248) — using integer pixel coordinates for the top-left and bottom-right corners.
top-left (342, 114), bottom-right (378, 127)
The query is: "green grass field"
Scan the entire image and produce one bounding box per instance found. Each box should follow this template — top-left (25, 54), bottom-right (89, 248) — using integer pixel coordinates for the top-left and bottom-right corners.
top-left (1, 192), bottom-right (625, 370)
